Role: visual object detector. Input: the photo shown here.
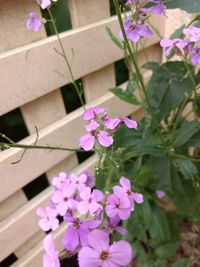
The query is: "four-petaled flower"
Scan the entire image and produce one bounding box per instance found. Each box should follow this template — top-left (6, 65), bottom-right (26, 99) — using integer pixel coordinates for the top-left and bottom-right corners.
top-left (52, 172), bottom-right (68, 190)
top-left (78, 187), bottom-right (103, 216)
top-left (78, 229), bottom-right (132, 267)
top-left (26, 12), bottom-right (42, 31)
top-left (51, 180), bottom-right (77, 216)
top-left (106, 193), bottom-right (131, 220)
top-left (113, 176), bottom-right (144, 209)
top-left (69, 173), bottom-right (87, 192)
top-left (37, 207), bottom-right (59, 231)
top-left (62, 217), bottom-right (100, 251)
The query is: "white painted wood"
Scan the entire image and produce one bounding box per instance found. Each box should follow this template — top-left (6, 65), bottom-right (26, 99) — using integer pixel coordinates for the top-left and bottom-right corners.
top-left (0, 154), bottom-right (98, 260)
top-left (0, 15), bottom-right (164, 115)
top-left (69, 0), bottom-right (115, 102)
top-left (0, 90), bottom-right (140, 202)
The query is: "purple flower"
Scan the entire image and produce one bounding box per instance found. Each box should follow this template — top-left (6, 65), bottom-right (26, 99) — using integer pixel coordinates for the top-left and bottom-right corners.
top-left (79, 130), bottom-right (113, 151)
top-left (151, 1), bottom-right (166, 15)
top-left (26, 12), bottom-right (42, 31)
top-left (107, 217), bottom-right (128, 235)
top-left (83, 169), bottom-right (96, 188)
top-left (183, 27), bottom-right (200, 42)
top-left (156, 190), bottom-right (166, 199)
top-left (43, 234), bottom-right (60, 267)
top-left (160, 38), bottom-right (188, 57)
top-left (104, 117), bottom-right (121, 130)
top-left (120, 19), bottom-right (153, 43)
top-left (51, 180), bottom-right (76, 216)
top-left (85, 120), bottom-right (100, 132)
top-left (113, 177), bottom-right (144, 209)
top-left (37, 207), bottom-right (59, 231)
top-left (62, 217), bottom-right (100, 251)
top-left (106, 193), bottom-right (131, 220)
top-left (52, 172), bottom-right (68, 190)
top-left (97, 130), bottom-right (113, 147)
top-left (78, 187), bottom-right (103, 216)
top-left (123, 117), bottom-right (137, 128)
top-left (79, 133), bottom-right (95, 151)
top-left (78, 229), bottom-right (132, 267)
top-left (40, 0), bottom-right (51, 9)
top-left (82, 107), bottom-right (105, 120)
top-left (191, 48), bottom-right (200, 65)
top-left (69, 173), bottom-right (87, 191)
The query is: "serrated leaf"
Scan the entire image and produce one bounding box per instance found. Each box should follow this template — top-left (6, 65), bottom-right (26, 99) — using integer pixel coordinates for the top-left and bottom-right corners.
top-left (173, 120), bottom-right (200, 146)
top-left (110, 87), bottom-right (140, 105)
top-left (105, 26), bottom-right (124, 50)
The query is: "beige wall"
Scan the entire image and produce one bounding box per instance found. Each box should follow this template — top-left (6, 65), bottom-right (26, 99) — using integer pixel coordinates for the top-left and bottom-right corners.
top-left (165, 8), bottom-right (193, 37)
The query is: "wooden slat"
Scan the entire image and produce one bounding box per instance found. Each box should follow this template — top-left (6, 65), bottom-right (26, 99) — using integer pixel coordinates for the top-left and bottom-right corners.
top-left (0, 1), bottom-right (46, 222)
top-left (0, 15), bottom-right (164, 115)
top-left (0, 191), bottom-right (27, 221)
top-left (68, 0), bottom-right (115, 102)
top-left (0, 154), bottom-right (98, 261)
top-left (0, 0), bottom-right (46, 53)
top-left (0, 91), bottom-right (140, 202)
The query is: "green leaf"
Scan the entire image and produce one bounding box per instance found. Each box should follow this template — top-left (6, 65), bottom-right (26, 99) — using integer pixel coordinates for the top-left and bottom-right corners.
top-left (142, 62), bottom-right (160, 71)
top-left (155, 242), bottom-right (178, 260)
top-left (105, 26), bottom-right (124, 50)
top-left (173, 158), bottom-right (199, 180)
top-left (110, 87), bottom-right (140, 105)
top-left (161, 0), bottom-right (200, 13)
top-left (172, 120), bottom-right (200, 146)
top-left (147, 61), bottom-right (195, 121)
top-left (149, 155), bottom-right (172, 191)
top-left (170, 25), bottom-right (185, 39)
top-left (171, 258), bottom-right (189, 267)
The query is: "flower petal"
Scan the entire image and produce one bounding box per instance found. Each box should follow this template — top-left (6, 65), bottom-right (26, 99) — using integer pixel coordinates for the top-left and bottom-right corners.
top-left (87, 229), bottom-right (110, 252)
top-left (109, 240), bottom-right (132, 266)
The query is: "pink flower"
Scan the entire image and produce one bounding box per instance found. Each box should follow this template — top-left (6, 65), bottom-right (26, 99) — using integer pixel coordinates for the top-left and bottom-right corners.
top-left (40, 0), bottom-right (51, 9)
top-left (43, 234), bottom-right (60, 267)
top-left (82, 107), bottom-right (105, 120)
top-left (123, 117), bottom-right (137, 128)
top-left (78, 187), bottom-right (103, 216)
top-left (37, 207), bottom-right (59, 231)
top-left (51, 180), bottom-right (76, 216)
top-left (106, 193), bottom-right (131, 220)
top-left (69, 173), bottom-right (87, 191)
top-left (26, 12), bottom-right (42, 31)
top-left (104, 117), bottom-right (121, 130)
top-left (79, 130), bottom-right (113, 151)
top-left (160, 38), bottom-right (188, 57)
top-left (62, 217), bottom-right (100, 251)
top-left (52, 172), bottom-right (68, 190)
top-left (156, 190), bottom-right (166, 199)
top-left (113, 177), bottom-right (144, 209)
top-left (78, 229), bottom-right (132, 267)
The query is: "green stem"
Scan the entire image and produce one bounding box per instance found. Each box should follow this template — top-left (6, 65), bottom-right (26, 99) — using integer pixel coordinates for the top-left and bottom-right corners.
top-left (113, 0), bottom-right (164, 142)
top-left (173, 154), bottom-right (200, 163)
top-left (0, 142), bottom-right (89, 153)
top-left (47, 8), bottom-right (85, 110)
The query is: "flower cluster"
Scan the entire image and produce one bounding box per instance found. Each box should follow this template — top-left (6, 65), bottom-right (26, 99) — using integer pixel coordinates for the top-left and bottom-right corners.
top-left (120, 0), bottom-right (166, 43)
top-left (160, 26), bottom-right (200, 65)
top-left (79, 106), bottom-right (137, 151)
top-left (37, 171), bottom-right (143, 267)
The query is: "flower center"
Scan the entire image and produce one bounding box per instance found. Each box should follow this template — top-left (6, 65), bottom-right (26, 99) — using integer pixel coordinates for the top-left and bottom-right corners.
top-left (88, 197), bottom-right (92, 203)
top-left (64, 197), bottom-right (68, 202)
top-left (100, 251), bottom-right (109, 261)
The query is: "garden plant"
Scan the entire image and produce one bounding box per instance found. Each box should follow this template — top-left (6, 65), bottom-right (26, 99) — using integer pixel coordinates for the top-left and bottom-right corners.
top-left (1, 0), bottom-right (200, 266)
